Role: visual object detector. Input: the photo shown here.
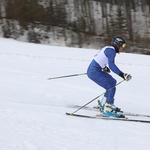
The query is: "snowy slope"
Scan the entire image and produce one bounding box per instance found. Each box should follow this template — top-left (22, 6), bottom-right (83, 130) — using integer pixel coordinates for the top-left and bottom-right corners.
top-left (0, 38), bottom-right (150, 150)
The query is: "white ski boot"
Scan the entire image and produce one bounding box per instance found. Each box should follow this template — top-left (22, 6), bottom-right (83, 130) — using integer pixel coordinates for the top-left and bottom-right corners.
top-left (103, 103), bottom-right (125, 118)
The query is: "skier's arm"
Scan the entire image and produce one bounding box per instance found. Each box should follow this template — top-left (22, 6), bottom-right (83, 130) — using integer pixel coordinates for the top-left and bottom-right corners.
top-left (104, 48), bottom-right (123, 76)
top-left (104, 48), bottom-right (132, 81)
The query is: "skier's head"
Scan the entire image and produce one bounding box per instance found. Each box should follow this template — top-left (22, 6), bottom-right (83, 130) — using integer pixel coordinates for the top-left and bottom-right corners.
top-left (111, 36), bottom-right (126, 53)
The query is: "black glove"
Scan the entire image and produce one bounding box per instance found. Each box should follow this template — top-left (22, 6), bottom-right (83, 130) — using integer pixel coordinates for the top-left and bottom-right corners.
top-left (102, 66), bottom-right (110, 73)
top-left (120, 72), bottom-right (132, 81)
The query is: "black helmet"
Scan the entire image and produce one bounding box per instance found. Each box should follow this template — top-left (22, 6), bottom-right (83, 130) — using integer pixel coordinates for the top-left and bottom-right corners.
top-left (111, 36), bottom-right (126, 53)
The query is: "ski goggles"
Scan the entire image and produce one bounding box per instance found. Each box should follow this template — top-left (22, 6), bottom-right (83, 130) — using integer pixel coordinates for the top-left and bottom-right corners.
top-left (122, 43), bottom-right (126, 48)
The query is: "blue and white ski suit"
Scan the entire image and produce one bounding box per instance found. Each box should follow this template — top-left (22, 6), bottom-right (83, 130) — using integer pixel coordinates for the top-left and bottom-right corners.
top-left (87, 46), bottom-right (123, 104)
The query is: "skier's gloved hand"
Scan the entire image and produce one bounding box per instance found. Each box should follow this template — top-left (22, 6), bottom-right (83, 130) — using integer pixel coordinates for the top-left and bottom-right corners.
top-left (120, 72), bottom-right (132, 81)
top-left (102, 66), bottom-right (110, 73)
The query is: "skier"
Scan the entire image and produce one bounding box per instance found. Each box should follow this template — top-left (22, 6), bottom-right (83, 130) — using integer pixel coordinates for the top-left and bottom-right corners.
top-left (87, 36), bottom-right (132, 118)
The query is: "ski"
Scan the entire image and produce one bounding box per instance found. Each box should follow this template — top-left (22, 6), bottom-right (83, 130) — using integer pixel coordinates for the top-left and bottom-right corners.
top-left (69, 105), bottom-right (150, 118)
top-left (66, 112), bottom-right (150, 123)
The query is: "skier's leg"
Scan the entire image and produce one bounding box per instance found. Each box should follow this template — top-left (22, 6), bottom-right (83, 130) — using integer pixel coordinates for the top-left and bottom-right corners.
top-left (87, 67), bottom-right (116, 104)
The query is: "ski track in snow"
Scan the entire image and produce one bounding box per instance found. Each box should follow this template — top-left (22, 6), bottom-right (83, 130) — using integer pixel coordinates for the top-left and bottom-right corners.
top-left (0, 51), bottom-right (150, 67)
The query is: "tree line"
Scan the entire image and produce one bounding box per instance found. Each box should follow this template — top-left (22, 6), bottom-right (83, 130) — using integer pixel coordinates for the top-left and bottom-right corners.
top-left (0, 0), bottom-right (150, 54)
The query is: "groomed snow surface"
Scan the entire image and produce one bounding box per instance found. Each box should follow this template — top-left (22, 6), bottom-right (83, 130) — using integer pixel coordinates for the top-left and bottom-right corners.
top-left (0, 38), bottom-right (150, 150)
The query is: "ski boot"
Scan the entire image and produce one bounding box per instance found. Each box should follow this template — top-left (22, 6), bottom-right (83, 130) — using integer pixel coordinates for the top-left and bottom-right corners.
top-left (103, 103), bottom-right (125, 118)
top-left (93, 97), bottom-right (107, 112)
top-left (93, 100), bottom-right (101, 109)
top-left (100, 101), bottom-right (123, 113)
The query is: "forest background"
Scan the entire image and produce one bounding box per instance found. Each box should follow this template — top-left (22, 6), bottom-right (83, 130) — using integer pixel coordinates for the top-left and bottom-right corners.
top-left (0, 0), bottom-right (150, 54)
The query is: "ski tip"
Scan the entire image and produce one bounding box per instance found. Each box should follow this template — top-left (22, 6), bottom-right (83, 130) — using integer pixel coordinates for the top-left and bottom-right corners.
top-left (66, 112), bottom-right (73, 116)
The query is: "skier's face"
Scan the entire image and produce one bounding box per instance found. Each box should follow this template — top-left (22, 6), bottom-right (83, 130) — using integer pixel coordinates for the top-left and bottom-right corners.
top-left (119, 43), bottom-right (126, 53)
top-left (119, 47), bottom-right (124, 53)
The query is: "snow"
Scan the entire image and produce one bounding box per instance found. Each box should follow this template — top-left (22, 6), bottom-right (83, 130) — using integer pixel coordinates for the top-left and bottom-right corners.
top-left (0, 37), bottom-right (150, 150)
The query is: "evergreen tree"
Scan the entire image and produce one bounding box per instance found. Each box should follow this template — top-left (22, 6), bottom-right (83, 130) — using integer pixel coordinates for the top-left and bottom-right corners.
top-left (109, 7), bottom-right (127, 36)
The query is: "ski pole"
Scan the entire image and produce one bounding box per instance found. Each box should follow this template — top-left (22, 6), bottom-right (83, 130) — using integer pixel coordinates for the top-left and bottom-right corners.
top-left (48, 73), bottom-right (86, 80)
top-left (71, 79), bottom-right (125, 114)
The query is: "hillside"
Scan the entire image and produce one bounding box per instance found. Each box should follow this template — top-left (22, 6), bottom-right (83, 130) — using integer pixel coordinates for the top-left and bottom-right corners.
top-left (0, 38), bottom-right (150, 150)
